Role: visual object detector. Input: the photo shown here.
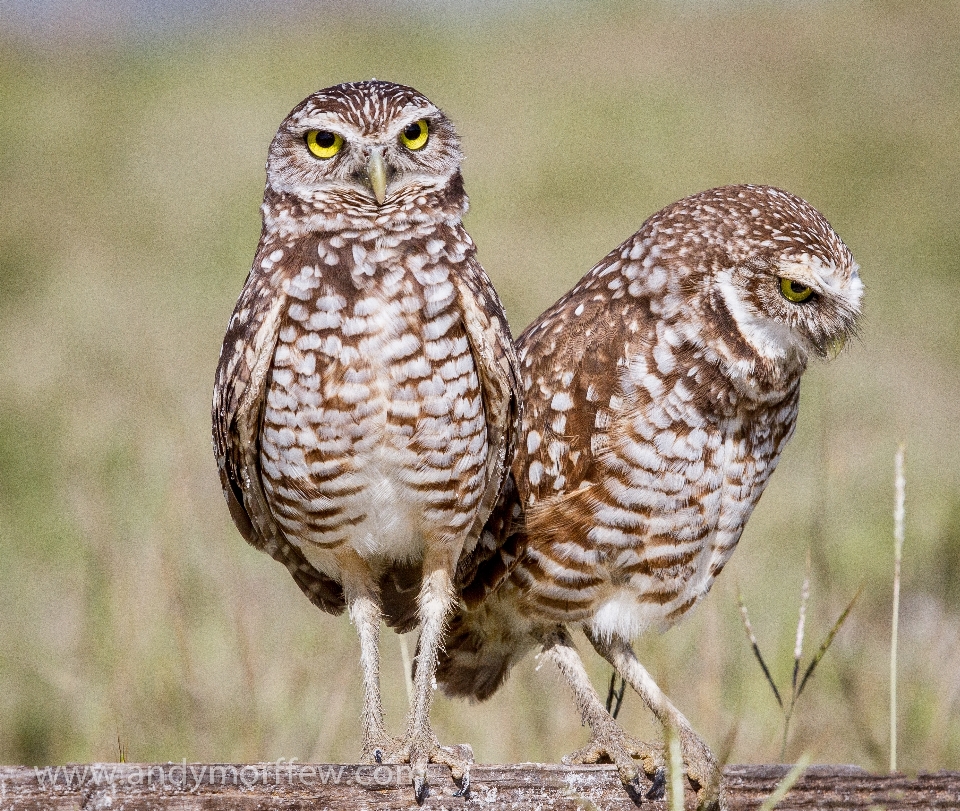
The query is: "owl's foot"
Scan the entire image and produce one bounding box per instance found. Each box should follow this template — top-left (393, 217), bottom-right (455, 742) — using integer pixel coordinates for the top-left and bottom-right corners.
top-left (382, 729), bottom-right (473, 803)
top-left (674, 725), bottom-right (726, 811)
top-left (563, 722), bottom-right (665, 798)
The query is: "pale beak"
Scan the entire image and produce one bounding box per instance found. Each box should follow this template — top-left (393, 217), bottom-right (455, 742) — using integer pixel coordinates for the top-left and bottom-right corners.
top-left (367, 147), bottom-right (387, 205)
top-left (827, 334), bottom-right (848, 360)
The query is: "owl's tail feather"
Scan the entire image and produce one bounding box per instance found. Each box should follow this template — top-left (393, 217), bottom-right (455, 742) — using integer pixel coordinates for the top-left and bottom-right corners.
top-left (435, 587), bottom-right (538, 701)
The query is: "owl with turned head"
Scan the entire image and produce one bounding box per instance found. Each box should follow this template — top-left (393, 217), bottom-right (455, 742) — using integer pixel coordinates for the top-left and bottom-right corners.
top-left (438, 185), bottom-right (863, 809)
top-left (212, 80), bottom-right (520, 801)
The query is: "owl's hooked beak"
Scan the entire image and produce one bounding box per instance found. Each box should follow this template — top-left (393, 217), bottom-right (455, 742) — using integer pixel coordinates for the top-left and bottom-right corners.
top-left (366, 147), bottom-right (388, 205)
top-left (826, 334), bottom-right (848, 360)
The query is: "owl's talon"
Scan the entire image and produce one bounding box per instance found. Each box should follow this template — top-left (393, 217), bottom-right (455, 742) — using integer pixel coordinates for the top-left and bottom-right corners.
top-left (383, 730), bottom-right (472, 800)
top-left (452, 769), bottom-right (470, 798)
top-left (412, 770), bottom-right (428, 805)
top-left (362, 732), bottom-right (403, 766)
top-left (564, 727), bottom-right (663, 788)
top-left (646, 767), bottom-right (667, 801)
top-left (625, 772), bottom-right (644, 800)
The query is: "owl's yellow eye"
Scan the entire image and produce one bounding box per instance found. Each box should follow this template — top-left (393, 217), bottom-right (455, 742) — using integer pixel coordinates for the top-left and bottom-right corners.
top-left (780, 277), bottom-right (814, 303)
top-left (399, 119), bottom-right (429, 151)
top-left (305, 130), bottom-right (343, 159)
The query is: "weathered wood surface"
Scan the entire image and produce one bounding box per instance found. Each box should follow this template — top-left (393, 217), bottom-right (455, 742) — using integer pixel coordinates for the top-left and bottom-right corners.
top-left (1, 762), bottom-right (959, 810)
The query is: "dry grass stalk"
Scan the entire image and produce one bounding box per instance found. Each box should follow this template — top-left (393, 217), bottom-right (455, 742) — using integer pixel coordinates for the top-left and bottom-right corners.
top-left (666, 724), bottom-right (684, 811)
top-left (398, 633), bottom-right (414, 707)
top-left (605, 672), bottom-right (626, 719)
top-left (890, 443), bottom-right (906, 773)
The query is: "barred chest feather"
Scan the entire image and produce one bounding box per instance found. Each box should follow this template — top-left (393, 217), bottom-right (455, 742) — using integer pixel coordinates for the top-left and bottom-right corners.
top-left (257, 222), bottom-right (489, 576)
top-left (585, 392), bottom-right (799, 643)
top-left (514, 295), bottom-right (802, 643)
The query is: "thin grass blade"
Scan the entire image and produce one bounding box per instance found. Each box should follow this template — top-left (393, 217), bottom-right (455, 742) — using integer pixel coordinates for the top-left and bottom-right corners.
top-left (796, 583), bottom-right (863, 699)
top-left (738, 588), bottom-right (783, 709)
top-left (606, 671), bottom-right (626, 719)
top-left (398, 633), bottom-right (414, 706)
top-left (666, 724), bottom-right (684, 811)
top-left (756, 752), bottom-right (812, 811)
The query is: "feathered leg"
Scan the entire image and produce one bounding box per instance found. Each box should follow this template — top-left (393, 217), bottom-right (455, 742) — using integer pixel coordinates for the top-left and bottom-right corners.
top-left (395, 548), bottom-right (473, 802)
top-left (341, 553), bottom-right (399, 761)
top-left (540, 626), bottom-right (664, 797)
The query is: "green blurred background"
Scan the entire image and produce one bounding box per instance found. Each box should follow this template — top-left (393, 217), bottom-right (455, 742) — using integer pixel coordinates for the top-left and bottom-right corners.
top-left (2, 0), bottom-right (958, 773)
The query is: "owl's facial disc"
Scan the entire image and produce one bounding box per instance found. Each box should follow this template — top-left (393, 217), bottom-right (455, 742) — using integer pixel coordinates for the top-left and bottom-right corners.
top-left (775, 255), bottom-right (863, 357)
top-left (264, 84), bottom-right (465, 218)
top-left (713, 252), bottom-right (862, 368)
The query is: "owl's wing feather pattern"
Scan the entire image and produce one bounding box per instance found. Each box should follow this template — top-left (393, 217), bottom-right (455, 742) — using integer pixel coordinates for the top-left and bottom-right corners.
top-left (212, 257), bottom-right (346, 615)
top-left (520, 295), bottom-right (639, 499)
top-left (456, 265), bottom-right (649, 606)
top-left (457, 472), bottom-right (524, 608)
top-left (451, 256), bottom-right (522, 593)
top-left (437, 284), bottom-right (643, 692)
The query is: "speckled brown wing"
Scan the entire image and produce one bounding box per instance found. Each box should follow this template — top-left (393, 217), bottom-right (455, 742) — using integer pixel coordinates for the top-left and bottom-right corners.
top-left (212, 241), bottom-right (346, 615)
top-left (517, 279), bottom-right (638, 500)
top-left (455, 249), bottom-right (643, 608)
top-left (450, 255), bottom-right (522, 595)
top-left (457, 472), bottom-right (523, 609)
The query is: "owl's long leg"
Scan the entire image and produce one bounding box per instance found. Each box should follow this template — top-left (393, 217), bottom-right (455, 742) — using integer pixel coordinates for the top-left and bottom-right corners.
top-left (340, 554), bottom-right (399, 761)
top-left (540, 626), bottom-right (663, 797)
top-left (396, 549), bottom-right (473, 801)
top-left (586, 629), bottom-right (726, 811)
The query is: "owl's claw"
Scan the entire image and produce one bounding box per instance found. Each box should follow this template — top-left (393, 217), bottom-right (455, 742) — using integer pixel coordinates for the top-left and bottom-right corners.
top-left (361, 731), bottom-right (403, 766)
top-left (623, 771), bottom-right (645, 803)
top-left (412, 770), bottom-right (428, 805)
top-left (427, 741), bottom-right (472, 798)
top-left (646, 767), bottom-right (667, 800)
top-left (376, 729), bottom-right (473, 802)
top-left (563, 725), bottom-right (664, 789)
top-left (452, 769), bottom-right (470, 798)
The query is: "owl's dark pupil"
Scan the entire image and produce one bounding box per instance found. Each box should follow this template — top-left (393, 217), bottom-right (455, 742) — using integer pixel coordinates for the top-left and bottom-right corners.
top-left (404, 122), bottom-right (423, 140)
top-left (315, 131), bottom-right (336, 148)
top-left (790, 281), bottom-right (808, 294)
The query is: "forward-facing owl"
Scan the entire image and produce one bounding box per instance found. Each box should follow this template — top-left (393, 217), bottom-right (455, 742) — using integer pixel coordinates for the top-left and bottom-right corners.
top-left (212, 80), bottom-right (520, 801)
top-left (437, 185), bottom-right (863, 809)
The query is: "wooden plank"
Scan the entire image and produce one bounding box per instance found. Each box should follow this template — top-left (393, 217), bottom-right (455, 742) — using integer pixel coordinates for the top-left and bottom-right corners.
top-left (1, 762), bottom-right (959, 810)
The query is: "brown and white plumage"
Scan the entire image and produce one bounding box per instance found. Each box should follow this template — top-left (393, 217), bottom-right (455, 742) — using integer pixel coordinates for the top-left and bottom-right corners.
top-left (212, 80), bottom-right (520, 800)
top-left (437, 185), bottom-right (863, 808)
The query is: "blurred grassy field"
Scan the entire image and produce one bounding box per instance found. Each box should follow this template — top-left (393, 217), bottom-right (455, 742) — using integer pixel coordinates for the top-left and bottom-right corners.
top-left (2, 0), bottom-right (959, 774)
